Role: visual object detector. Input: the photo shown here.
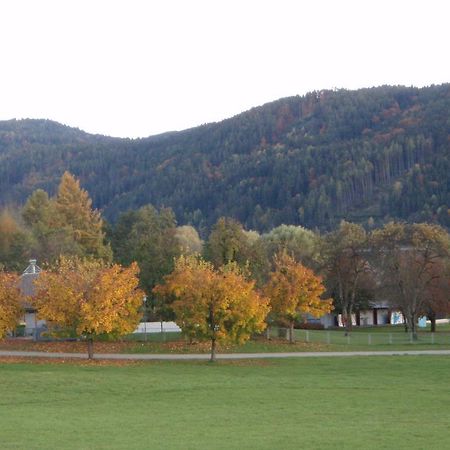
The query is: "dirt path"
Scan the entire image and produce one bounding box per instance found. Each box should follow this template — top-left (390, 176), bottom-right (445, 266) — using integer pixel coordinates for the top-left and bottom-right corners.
top-left (1, 349), bottom-right (449, 360)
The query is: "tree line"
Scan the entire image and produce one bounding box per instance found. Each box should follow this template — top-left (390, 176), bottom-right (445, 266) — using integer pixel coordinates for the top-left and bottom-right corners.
top-left (0, 173), bottom-right (449, 359)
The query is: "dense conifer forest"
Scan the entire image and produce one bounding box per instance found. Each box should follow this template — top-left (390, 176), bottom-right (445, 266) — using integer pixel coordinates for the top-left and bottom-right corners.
top-left (0, 84), bottom-right (449, 231)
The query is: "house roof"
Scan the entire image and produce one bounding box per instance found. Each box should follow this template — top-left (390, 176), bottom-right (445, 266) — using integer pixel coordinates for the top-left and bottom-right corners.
top-left (368, 301), bottom-right (391, 309)
top-left (23, 259), bottom-right (41, 275)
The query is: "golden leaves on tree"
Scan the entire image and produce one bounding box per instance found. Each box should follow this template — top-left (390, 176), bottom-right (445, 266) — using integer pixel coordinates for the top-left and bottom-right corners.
top-left (34, 257), bottom-right (143, 346)
top-left (0, 272), bottom-right (23, 338)
top-left (154, 255), bottom-right (270, 360)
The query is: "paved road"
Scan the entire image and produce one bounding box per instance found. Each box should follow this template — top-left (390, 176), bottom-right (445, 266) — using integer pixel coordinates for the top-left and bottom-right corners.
top-left (1, 349), bottom-right (449, 360)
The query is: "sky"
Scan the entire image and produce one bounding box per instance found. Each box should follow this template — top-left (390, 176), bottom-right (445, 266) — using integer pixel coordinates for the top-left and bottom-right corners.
top-left (1, 0), bottom-right (449, 138)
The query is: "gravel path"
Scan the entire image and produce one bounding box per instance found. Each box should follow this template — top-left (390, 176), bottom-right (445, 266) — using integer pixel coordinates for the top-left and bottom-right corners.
top-left (1, 349), bottom-right (449, 360)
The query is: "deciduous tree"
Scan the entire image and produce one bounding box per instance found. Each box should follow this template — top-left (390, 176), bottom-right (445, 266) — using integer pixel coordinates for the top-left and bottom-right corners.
top-left (110, 205), bottom-right (181, 312)
top-left (0, 209), bottom-right (33, 271)
top-left (0, 272), bottom-right (23, 338)
top-left (321, 221), bottom-right (370, 333)
top-left (261, 224), bottom-right (320, 269)
top-left (154, 256), bottom-right (269, 361)
top-left (175, 225), bottom-right (203, 255)
top-left (34, 257), bottom-right (143, 358)
top-left (205, 217), bottom-right (250, 267)
top-left (264, 252), bottom-right (332, 343)
top-left (205, 217), bottom-right (267, 284)
top-left (78, 263), bottom-right (144, 358)
top-left (371, 222), bottom-right (450, 339)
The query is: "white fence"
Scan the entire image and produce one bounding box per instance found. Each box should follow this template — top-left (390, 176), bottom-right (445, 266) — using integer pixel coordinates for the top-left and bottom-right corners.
top-left (133, 321), bottom-right (181, 334)
top-left (268, 327), bottom-right (450, 346)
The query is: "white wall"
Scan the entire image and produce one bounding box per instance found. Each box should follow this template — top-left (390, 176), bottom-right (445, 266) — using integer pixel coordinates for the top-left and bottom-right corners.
top-left (359, 311), bottom-right (373, 326)
top-left (134, 321), bottom-right (181, 333)
top-left (23, 312), bottom-right (46, 335)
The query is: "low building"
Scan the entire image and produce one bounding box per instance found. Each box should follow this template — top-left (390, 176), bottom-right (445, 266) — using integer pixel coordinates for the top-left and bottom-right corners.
top-left (356, 302), bottom-right (391, 326)
top-left (335, 302), bottom-right (404, 328)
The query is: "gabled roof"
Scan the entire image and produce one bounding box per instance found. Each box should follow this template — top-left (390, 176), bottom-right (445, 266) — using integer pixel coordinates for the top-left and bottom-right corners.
top-left (368, 301), bottom-right (391, 309)
top-left (23, 259), bottom-right (41, 275)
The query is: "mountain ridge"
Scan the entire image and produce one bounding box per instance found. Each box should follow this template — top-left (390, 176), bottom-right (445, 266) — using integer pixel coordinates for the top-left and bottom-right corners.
top-left (1, 84), bottom-right (449, 231)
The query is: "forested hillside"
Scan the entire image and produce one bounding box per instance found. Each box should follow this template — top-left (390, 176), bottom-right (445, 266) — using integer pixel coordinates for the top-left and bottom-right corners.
top-left (0, 84), bottom-right (449, 231)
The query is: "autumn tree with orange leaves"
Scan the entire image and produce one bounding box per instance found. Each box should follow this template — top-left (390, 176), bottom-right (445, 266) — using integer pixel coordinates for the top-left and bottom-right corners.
top-left (0, 272), bottom-right (23, 338)
top-left (264, 252), bottom-right (332, 343)
top-left (34, 257), bottom-right (143, 358)
top-left (154, 255), bottom-right (270, 361)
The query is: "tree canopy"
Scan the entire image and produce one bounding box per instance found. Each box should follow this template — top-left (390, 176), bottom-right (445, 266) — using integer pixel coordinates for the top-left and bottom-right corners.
top-left (371, 222), bottom-right (450, 338)
top-left (264, 252), bottom-right (332, 342)
top-left (33, 257), bottom-right (143, 358)
top-left (154, 255), bottom-right (270, 361)
top-left (0, 272), bottom-right (23, 338)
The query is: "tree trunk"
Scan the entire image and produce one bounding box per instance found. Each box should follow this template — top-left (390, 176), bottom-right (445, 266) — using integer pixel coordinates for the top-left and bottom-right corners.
top-left (87, 338), bottom-right (94, 360)
top-left (403, 313), bottom-right (409, 332)
top-left (289, 321), bottom-right (295, 344)
top-left (347, 275), bottom-right (359, 334)
top-left (209, 305), bottom-right (217, 362)
top-left (429, 312), bottom-right (436, 333)
top-left (409, 315), bottom-right (418, 341)
top-left (347, 305), bottom-right (353, 334)
top-left (430, 317), bottom-right (436, 333)
top-left (210, 337), bottom-right (217, 362)
top-left (343, 307), bottom-right (352, 336)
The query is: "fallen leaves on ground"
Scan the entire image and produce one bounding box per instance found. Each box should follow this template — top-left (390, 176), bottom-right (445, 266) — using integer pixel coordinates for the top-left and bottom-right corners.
top-left (0, 337), bottom-right (331, 355)
top-left (0, 356), bottom-right (145, 366)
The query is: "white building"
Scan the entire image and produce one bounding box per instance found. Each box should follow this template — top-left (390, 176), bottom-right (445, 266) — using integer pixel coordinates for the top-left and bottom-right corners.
top-left (19, 259), bottom-right (46, 336)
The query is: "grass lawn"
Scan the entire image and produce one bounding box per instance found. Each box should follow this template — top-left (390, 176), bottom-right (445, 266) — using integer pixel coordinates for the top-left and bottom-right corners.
top-left (0, 356), bottom-right (449, 449)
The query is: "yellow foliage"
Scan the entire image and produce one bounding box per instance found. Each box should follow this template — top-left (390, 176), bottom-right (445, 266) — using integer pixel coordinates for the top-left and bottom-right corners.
top-left (33, 257), bottom-right (143, 338)
top-left (79, 262), bottom-right (143, 336)
top-left (264, 252), bottom-right (332, 322)
top-left (154, 255), bottom-right (270, 345)
top-left (0, 272), bottom-right (23, 338)
top-left (54, 172), bottom-right (112, 262)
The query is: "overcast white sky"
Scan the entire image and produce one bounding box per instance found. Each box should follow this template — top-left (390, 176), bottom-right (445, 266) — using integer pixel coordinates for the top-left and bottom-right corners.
top-left (1, 0), bottom-right (449, 138)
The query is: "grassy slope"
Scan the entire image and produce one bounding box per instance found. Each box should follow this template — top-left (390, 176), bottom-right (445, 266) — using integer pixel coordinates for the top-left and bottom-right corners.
top-left (0, 357), bottom-right (449, 449)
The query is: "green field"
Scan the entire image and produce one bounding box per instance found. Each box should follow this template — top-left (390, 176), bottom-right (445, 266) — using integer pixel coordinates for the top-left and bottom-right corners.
top-left (1, 356), bottom-right (449, 449)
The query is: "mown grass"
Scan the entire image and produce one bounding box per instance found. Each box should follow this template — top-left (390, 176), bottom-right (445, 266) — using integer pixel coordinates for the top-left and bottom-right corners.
top-left (0, 356), bottom-right (449, 449)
